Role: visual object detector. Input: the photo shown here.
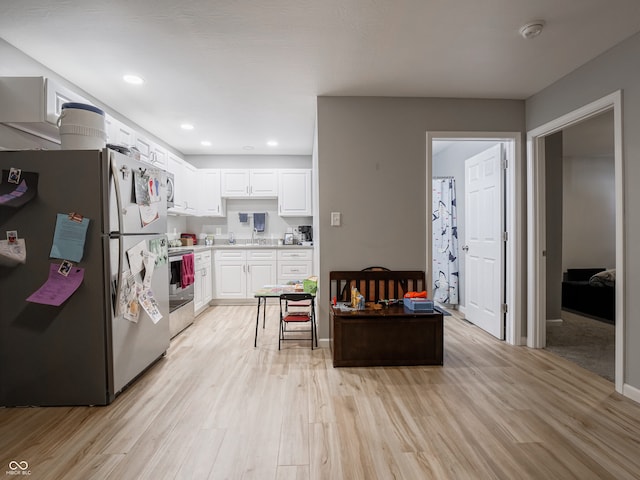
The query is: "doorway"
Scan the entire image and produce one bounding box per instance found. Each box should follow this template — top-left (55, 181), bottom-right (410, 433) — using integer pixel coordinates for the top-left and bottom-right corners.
top-left (527, 91), bottom-right (624, 393)
top-left (544, 112), bottom-right (615, 381)
top-left (427, 132), bottom-right (523, 345)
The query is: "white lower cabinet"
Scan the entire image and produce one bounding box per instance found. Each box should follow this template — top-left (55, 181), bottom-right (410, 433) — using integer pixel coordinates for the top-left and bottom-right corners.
top-left (194, 250), bottom-right (213, 314)
top-left (277, 249), bottom-right (313, 284)
top-left (214, 249), bottom-right (277, 300)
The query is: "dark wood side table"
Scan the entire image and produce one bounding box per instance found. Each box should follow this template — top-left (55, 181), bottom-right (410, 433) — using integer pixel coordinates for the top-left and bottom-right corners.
top-left (330, 304), bottom-right (443, 367)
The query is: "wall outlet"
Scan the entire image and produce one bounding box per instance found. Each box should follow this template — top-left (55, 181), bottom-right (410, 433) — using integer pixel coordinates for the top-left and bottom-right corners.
top-left (331, 211), bottom-right (341, 226)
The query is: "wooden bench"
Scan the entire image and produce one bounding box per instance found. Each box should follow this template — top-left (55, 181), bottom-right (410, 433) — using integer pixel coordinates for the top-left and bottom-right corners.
top-left (329, 270), bottom-right (443, 367)
top-left (330, 268), bottom-right (425, 302)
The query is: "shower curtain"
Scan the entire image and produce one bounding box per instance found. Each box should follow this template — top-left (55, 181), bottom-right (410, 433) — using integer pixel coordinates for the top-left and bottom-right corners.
top-left (432, 178), bottom-right (459, 304)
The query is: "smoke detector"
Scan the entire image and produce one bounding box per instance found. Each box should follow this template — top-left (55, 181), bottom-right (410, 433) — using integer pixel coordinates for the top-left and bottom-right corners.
top-left (519, 20), bottom-right (545, 39)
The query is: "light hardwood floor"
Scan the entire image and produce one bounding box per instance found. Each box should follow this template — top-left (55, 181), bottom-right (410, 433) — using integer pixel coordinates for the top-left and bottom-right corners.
top-left (2, 305), bottom-right (640, 480)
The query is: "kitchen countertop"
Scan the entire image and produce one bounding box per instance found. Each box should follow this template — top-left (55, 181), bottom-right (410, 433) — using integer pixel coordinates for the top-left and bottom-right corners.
top-left (168, 244), bottom-right (313, 253)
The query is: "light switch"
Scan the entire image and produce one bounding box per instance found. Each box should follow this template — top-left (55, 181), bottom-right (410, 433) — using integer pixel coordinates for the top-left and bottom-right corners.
top-left (331, 211), bottom-right (341, 226)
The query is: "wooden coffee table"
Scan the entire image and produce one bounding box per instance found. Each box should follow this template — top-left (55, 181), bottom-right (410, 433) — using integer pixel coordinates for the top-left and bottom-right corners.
top-left (330, 304), bottom-right (443, 367)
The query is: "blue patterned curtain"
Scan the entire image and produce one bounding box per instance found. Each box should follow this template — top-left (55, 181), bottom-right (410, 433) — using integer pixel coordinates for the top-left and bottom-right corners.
top-left (432, 178), bottom-right (459, 304)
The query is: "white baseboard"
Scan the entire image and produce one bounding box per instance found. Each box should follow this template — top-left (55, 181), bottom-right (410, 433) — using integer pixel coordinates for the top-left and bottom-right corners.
top-left (623, 383), bottom-right (640, 404)
top-left (546, 318), bottom-right (563, 325)
top-left (317, 338), bottom-right (330, 348)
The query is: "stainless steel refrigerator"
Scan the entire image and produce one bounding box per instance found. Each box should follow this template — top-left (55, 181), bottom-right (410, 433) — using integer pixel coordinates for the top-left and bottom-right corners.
top-left (0, 148), bottom-right (170, 406)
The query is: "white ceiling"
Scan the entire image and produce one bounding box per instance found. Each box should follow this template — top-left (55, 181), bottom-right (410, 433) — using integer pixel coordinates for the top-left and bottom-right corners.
top-left (1, 1), bottom-right (639, 156)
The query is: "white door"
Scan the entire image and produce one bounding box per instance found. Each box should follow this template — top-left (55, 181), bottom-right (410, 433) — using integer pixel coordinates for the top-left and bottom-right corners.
top-left (464, 144), bottom-right (504, 339)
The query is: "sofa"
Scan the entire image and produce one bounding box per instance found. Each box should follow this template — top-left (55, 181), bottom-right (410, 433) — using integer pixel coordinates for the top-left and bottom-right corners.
top-left (561, 268), bottom-right (615, 323)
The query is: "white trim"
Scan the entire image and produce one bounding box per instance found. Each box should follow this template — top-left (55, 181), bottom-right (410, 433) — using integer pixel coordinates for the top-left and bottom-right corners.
top-left (526, 90), bottom-right (625, 394)
top-left (623, 383), bottom-right (640, 405)
top-left (427, 131), bottom-right (523, 345)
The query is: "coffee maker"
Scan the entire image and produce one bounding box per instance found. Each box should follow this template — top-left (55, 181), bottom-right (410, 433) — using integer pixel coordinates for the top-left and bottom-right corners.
top-left (298, 225), bottom-right (312, 243)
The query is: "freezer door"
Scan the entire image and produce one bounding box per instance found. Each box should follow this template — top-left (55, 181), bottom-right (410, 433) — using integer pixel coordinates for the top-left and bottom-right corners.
top-left (110, 233), bottom-right (170, 395)
top-left (0, 150), bottom-right (111, 407)
top-left (109, 150), bottom-right (168, 235)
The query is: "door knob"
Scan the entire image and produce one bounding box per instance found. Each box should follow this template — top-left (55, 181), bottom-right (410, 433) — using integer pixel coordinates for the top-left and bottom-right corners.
top-left (462, 245), bottom-right (469, 252)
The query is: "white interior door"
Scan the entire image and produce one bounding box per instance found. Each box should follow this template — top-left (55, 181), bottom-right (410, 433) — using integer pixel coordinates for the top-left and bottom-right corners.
top-left (464, 144), bottom-right (504, 339)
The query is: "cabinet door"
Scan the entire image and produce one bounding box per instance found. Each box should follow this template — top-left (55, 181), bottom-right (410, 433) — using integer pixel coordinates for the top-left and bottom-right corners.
top-left (167, 154), bottom-right (186, 211)
top-left (183, 163), bottom-right (199, 215)
top-left (249, 170), bottom-right (278, 197)
top-left (247, 261), bottom-right (277, 295)
top-left (200, 169), bottom-right (225, 217)
top-left (150, 143), bottom-right (168, 169)
top-left (45, 78), bottom-right (89, 125)
top-left (247, 249), bottom-right (276, 295)
top-left (194, 269), bottom-right (204, 312)
top-left (221, 169), bottom-right (250, 197)
top-left (215, 261), bottom-right (246, 299)
top-left (203, 261), bottom-right (213, 304)
top-left (278, 169), bottom-right (312, 216)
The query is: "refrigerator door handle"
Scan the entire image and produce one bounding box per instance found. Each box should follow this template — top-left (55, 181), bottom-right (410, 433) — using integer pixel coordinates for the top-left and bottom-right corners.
top-left (113, 236), bottom-right (124, 315)
top-left (109, 151), bottom-right (125, 234)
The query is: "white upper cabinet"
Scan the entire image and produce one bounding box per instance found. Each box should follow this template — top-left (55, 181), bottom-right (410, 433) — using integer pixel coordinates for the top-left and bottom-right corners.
top-left (105, 115), bottom-right (135, 147)
top-left (134, 134), bottom-right (152, 163)
top-left (0, 76), bottom-right (91, 143)
top-left (168, 156), bottom-right (199, 214)
top-left (221, 169), bottom-right (278, 198)
top-left (183, 162), bottom-right (199, 214)
top-left (249, 170), bottom-right (278, 197)
top-left (200, 169), bottom-right (226, 217)
top-left (221, 169), bottom-right (250, 197)
top-left (149, 143), bottom-right (168, 169)
top-left (278, 169), bottom-right (312, 216)
top-left (167, 154), bottom-right (187, 212)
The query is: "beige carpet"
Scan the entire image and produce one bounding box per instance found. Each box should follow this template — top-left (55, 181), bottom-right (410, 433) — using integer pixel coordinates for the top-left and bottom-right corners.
top-left (545, 310), bottom-right (615, 382)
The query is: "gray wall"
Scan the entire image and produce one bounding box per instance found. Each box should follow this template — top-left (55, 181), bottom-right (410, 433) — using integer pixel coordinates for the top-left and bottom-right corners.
top-left (526, 30), bottom-right (640, 389)
top-left (562, 154), bottom-right (615, 270)
top-left (545, 132), bottom-right (563, 320)
top-left (316, 96), bottom-right (525, 339)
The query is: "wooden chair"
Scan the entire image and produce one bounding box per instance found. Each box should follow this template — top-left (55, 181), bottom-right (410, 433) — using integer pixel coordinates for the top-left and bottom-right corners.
top-left (279, 293), bottom-right (317, 350)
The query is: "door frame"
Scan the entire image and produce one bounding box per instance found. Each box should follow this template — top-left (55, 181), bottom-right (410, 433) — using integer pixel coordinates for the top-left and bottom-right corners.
top-left (427, 132), bottom-right (523, 345)
top-left (526, 91), bottom-right (624, 393)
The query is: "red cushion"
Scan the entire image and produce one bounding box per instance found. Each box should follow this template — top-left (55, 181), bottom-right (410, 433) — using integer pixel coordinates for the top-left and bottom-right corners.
top-left (286, 300), bottom-right (311, 306)
top-left (284, 313), bottom-right (310, 322)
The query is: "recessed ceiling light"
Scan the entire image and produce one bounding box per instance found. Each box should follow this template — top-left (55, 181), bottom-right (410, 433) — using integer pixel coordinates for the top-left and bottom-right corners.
top-left (201, 140), bottom-right (212, 146)
top-left (243, 145), bottom-right (255, 151)
top-left (180, 123), bottom-right (194, 130)
top-left (123, 74), bottom-right (144, 85)
top-left (267, 140), bottom-right (278, 147)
